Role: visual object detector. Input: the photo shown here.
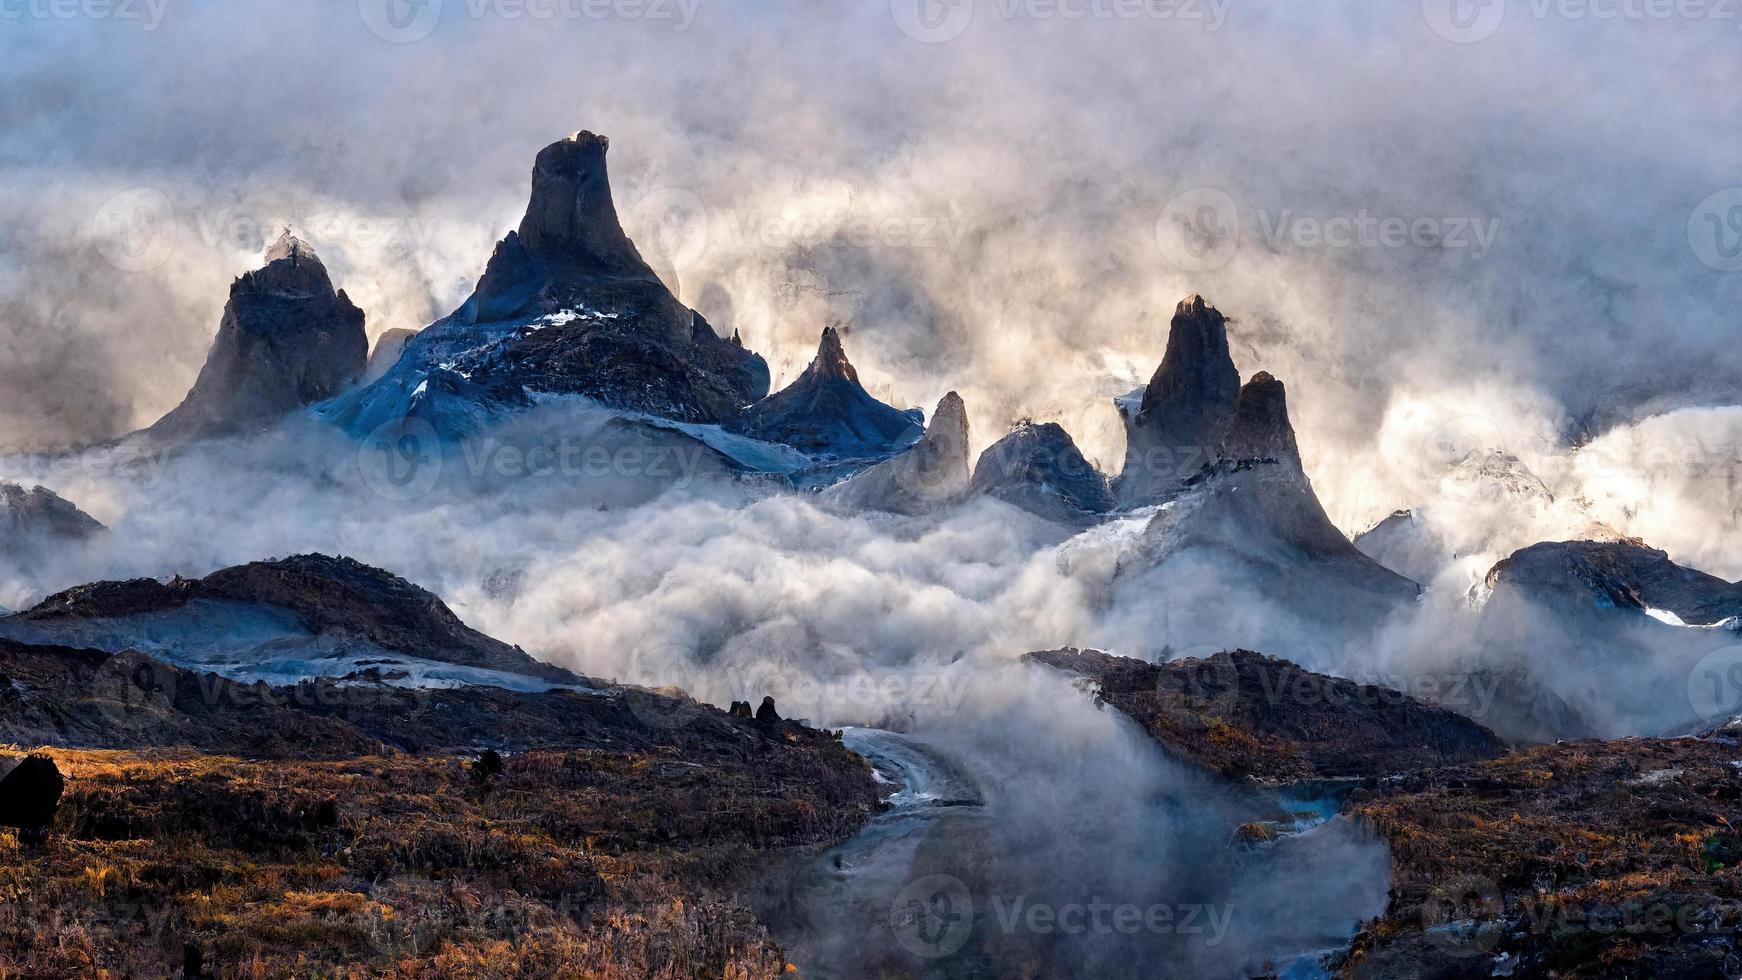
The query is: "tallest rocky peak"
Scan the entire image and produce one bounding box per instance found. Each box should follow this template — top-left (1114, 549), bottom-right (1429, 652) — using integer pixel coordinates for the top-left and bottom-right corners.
top-left (513, 130), bottom-right (653, 279)
top-left (1115, 293), bottom-right (1242, 506)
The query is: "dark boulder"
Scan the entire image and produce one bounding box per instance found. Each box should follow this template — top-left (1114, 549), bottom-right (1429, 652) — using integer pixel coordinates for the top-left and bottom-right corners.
top-left (0, 755), bottom-right (64, 844)
top-left (755, 696), bottom-right (780, 724)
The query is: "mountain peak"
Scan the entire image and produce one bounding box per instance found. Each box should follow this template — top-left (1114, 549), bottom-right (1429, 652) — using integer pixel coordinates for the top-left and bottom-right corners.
top-left (513, 129), bottom-right (653, 280)
top-left (808, 326), bottom-right (859, 383)
top-left (1219, 371), bottom-right (1300, 466)
top-left (1116, 293), bottom-right (1242, 506)
top-left (246, 230), bottom-right (334, 298)
top-left (145, 233), bottom-right (366, 441)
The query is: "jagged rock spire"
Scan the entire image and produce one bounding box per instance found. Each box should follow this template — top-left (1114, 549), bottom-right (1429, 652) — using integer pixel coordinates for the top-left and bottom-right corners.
top-left (809, 325), bottom-right (859, 383)
top-left (146, 234), bottom-right (366, 442)
top-left (1117, 294), bottom-right (1241, 506)
top-left (1219, 371), bottom-right (1301, 467)
top-left (513, 131), bottom-right (654, 279)
top-left (821, 390), bottom-right (971, 515)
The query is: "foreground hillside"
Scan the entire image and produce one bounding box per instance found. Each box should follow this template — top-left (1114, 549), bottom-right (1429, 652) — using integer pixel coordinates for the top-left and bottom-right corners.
top-left (1339, 734), bottom-right (1742, 978)
top-left (0, 740), bottom-right (877, 978)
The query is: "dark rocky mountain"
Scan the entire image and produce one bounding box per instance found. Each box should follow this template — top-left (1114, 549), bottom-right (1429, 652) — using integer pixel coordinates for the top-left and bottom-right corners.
top-left (1028, 647), bottom-right (1503, 781)
top-left (966, 420), bottom-right (1113, 525)
top-left (318, 132), bottom-right (769, 439)
top-left (0, 553), bottom-right (583, 688)
top-left (1125, 371), bottom-right (1421, 617)
top-left (1115, 295), bottom-right (1242, 508)
top-left (147, 233), bottom-right (367, 441)
top-left (1485, 538), bottom-right (1742, 626)
top-left (0, 482), bottom-right (104, 548)
top-left (727, 326), bottom-right (923, 460)
top-left (819, 391), bottom-right (970, 514)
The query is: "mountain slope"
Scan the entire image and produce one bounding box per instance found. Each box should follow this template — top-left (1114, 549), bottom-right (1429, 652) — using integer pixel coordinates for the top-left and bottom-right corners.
top-left (0, 554), bottom-right (583, 688)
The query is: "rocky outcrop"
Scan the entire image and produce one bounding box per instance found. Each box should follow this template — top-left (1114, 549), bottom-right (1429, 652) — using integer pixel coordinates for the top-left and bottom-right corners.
top-left (0, 482), bottom-right (104, 548)
top-left (819, 391), bottom-right (970, 514)
top-left (1115, 295), bottom-right (1242, 507)
top-left (149, 233), bottom-right (367, 441)
top-left (1485, 539), bottom-right (1742, 626)
top-left (1126, 371), bottom-right (1421, 616)
top-left (1028, 647), bottom-right (1504, 782)
top-left (318, 132), bottom-right (769, 438)
top-left (728, 327), bottom-right (923, 459)
top-left (966, 420), bottom-right (1113, 525)
top-left (2, 554), bottom-right (583, 687)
